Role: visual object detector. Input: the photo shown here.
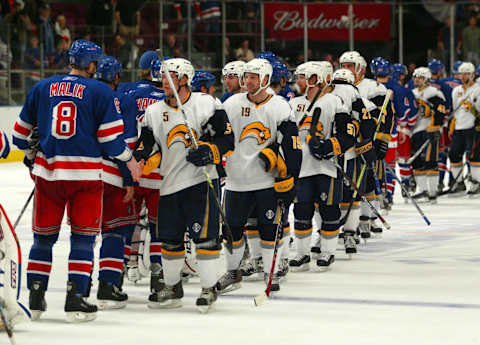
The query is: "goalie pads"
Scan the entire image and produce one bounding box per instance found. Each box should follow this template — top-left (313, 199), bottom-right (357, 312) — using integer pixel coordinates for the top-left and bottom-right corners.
top-left (0, 204), bottom-right (30, 328)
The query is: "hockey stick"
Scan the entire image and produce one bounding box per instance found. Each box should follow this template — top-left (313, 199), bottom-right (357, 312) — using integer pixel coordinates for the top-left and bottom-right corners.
top-left (406, 139), bottom-right (432, 165)
top-left (13, 187), bottom-right (34, 230)
top-left (383, 161), bottom-right (431, 226)
top-left (332, 160), bottom-right (391, 230)
top-left (158, 51), bottom-right (234, 254)
top-left (254, 202), bottom-right (285, 307)
top-left (0, 300), bottom-right (17, 345)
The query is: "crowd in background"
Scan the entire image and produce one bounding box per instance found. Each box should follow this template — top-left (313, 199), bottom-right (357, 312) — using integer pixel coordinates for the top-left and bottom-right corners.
top-left (0, 0), bottom-right (480, 104)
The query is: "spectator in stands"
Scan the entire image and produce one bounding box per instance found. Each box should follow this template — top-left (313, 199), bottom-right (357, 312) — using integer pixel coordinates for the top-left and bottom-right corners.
top-left (163, 33), bottom-right (182, 57)
top-left (24, 0), bottom-right (43, 25)
top-left (50, 37), bottom-right (68, 70)
top-left (54, 14), bottom-right (71, 46)
top-left (235, 39), bottom-right (254, 62)
top-left (3, 0), bottom-right (34, 66)
top-left (224, 37), bottom-right (236, 62)
top-left (24, 35), bottom-right (43, 91)
top-left (0, 34), bottom-right (13, 104)
top-left (462, 16), bottom-right (480, 64)
top-left (114, 33), bottom-right (133, 68)
top-left (38, 3), bottom-right (55, 55)
top-left (115, 0), bottom-right (147, 40)
top-left (87, 0), bottom-right (114, 34)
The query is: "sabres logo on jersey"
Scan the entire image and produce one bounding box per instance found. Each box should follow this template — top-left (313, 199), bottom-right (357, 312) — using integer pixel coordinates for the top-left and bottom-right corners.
top-left (239, 121), bottom-right (271, 145)
top-left (167, 124), bottom-right (198, 148)
top-left (298, 116), bottom-right (324, 133)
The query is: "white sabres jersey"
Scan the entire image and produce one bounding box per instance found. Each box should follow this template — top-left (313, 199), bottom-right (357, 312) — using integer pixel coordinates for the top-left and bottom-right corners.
top-left (412, 86), bottom-right (445, 134)
top-left (290, 93), bottom-right (346, 179)
top-left (356, 77), bottom-right (387, 101)
top-left (452, 83), bottom-right (480, 130)
top-left (223, 93), bottom-right (291, 192)
top-left (142, 92), bottom-right (219, 196)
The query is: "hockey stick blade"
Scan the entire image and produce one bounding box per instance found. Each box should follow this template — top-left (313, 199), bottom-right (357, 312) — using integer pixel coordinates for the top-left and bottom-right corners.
top-left (253, 292), bottom-right (268, 307)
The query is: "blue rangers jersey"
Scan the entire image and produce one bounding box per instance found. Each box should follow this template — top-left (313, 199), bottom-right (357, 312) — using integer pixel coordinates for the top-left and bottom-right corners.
top-left (117, 79), bottom-right (155, 94)
top-left (277, 84), bottom-right (296, 102)
top-left (0, 130), bottom-right (10, 159)
top-left (12, 74), bottom-right (130, 181)
top-left (430, 78), bottom-right (453, 111)
top-left (221, 92), bottom-right (234, 103)
top-left (102, 91), bottom-right (139, 188)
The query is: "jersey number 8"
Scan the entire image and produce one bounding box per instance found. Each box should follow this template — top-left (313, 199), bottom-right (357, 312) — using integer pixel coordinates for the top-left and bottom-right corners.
top-left (52, 101), bottom-right (77, 139)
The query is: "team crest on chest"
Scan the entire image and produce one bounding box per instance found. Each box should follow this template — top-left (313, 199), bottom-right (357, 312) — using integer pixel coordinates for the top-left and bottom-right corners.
top-left (167, 124), bottom-right (198, 148)
top-left (240, 121), bottom-right (271, 145)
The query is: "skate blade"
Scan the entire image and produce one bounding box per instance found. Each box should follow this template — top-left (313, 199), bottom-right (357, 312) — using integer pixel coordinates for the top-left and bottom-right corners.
top-left (345, 252), bottom-right (356, 259)
top-left (254, 292), bottom-right (267, 307)
top-left (243, 273), bottom-right (263, 282)
top-left (30, 310), bottom-right (44, 321)
top-left (97, 299), bottom-right (127, 310)
top-left (147, 299), bottom-right (182, 310)
top-left (371, 233), bottom-right (382, 239)
top-left (218, 282), bottom-right (241, 295)
top-left (290, 264), bottom-right (310, 272)
top-left (313, 265), bottom-right (332, 272)
top-left (65, 311), bottom-right (97, 323)
top-left (196, 303), bottom-right (215, 314)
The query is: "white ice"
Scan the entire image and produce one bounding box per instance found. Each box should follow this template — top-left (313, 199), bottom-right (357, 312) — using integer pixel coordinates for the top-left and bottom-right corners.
top-left (0, 161), bottom-right (479, 345)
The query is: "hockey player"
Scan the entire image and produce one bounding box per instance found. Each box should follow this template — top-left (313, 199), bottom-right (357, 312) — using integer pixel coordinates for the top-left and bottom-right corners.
top-left (392, 63), bottom-right (420, 196)
top-left (0, 130), bottom-right (10, 159)
top-left (192, 70), bottom-right (217, 96)
top-left (126, 59), bottom-right (165, 293)
top-left (449, 62), bottom-right (480, 194)
top-left (428, 59), bottom-right (453, 111)
top-left (216, 58), bottom-right (301, 293)
top-left (94, 56), bottom-right (137, 309)
top-left (117, 50), bottom-right (159, 94)
top-left (288, 62), bottom-right (355, 271)
top-left (12, 39), bottom-right (141, 322)
top-left (271, 61), bottom-right (295, 102)
top-left (329, 68), bottom-right (378, 256)
top-left (220, 60), bottom-right (245, 103)
top-left (411, 67), bottom-right (446, 202)
top-left (134, 58), bottom-right (234, 312)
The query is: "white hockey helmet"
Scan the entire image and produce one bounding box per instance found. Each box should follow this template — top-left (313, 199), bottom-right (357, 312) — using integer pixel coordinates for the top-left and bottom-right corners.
top-left (458, 62), bottom-right (475, 75)
top-left (413, 67), bottom-right (432, 81)
top-left (162, 58), bottom-right (195, 86)
top-left (319, 61), bottom-right (334, 84)
top-left (339, 51), bottom-right (364, 73)
top-left (222, 60), bottom-right (245, 78)
top-left (299, 61), bottom-right (332, 88)
top-left (243, 58), bottom-right (273, 95)
top-left (333, 68), bottom-right (355, 84)
top-left (294, 62), bottom-right (308, 78)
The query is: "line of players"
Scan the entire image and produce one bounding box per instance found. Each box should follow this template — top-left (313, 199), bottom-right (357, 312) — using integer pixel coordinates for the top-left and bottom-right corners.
top-left (7, 38), bottom-right (480, 321)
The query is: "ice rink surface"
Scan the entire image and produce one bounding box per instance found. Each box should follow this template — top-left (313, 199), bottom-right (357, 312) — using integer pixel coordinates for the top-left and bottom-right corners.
top-left (1, 161), bottom-right (479, 345)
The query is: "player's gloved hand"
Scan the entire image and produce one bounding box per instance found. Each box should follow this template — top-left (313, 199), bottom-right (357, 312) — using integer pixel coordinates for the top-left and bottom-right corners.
top-left (23, 155), bottom-right (34, 170)
top-left (186, 141), bottom-right (220, 167)
top-left (355, 140), bottom-right (376, 166)
top-left (22, 148), bottom-right (37, 170)
top-left (373, 139), bottom-right (388, 160)
top-left (258, 142), bottom-right (278, 172)
top-left (307, 136), bottom-right (334, 160)
top-left (274, 176), bottom-right (296, 205)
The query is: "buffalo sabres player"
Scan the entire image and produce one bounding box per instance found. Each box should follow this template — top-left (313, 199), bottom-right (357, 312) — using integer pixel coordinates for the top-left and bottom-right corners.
top-left (411, 67), bottom-right (446, 202)
top-left (449, 62), bottom-right (480, 194)
top-left (221, 60), bottom-right (245, 103)
top-left (288, 61), bottom-right (355, 271)
top-left (216, 58), bottom-right (301, 293)
top-left (134, 58), bottom-right (234, 313)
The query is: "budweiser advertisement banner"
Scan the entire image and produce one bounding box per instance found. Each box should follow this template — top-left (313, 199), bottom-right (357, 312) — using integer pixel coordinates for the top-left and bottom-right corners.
top-left (264, 2), bottom-right (390, 41)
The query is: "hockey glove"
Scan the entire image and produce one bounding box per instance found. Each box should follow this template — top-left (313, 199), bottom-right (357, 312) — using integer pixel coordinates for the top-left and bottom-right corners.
top-left (258, 142), bottom-right (278, 172)
top-left (373, 139), bottom-right (388, 160)
top-left (186, 141), bottom-right (221, 167)
top-left (143, 152), bottom-right (162, 175)
top-left (274, 176), bottom-right (295, 205)
top-left (355, 140), bottom-right (376, 166)
top-left (308, 136), bottom-right (334, 160)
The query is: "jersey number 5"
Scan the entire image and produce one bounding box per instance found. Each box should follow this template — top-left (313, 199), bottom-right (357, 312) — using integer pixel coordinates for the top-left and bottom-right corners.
top-left (52, 101), bottom-right (77, 139)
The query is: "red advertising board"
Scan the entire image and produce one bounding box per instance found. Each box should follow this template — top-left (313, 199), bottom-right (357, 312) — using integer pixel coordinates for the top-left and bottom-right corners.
top-left (264, 2), bottom-right (390, 41)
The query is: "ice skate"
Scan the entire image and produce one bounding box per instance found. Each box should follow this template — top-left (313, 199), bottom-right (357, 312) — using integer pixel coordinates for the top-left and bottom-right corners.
top-left (148, 281), bottom-right (183, 309)
top-left (65, 281), bottom-right (97, 323)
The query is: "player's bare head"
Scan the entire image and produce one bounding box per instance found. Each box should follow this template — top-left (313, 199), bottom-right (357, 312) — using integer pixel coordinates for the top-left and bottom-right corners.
top-left (68, 39), bottom-right (103, 78)
top-left (413, 67), bottom-right (431, 89)
top-left (222, 61), bottom-right (245, 93)
top-left (339, 51), bottom-right (365, 82)
top-left (458, 62), bottom-right (475, 84)
top-left (161, 58), bottom-right (194, 96)
top-left (243, 58), bottom-right (272, 96)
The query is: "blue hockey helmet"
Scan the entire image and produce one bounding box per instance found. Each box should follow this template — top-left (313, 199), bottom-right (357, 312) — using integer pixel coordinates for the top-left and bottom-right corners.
top-left (139, 50), bottom-right (159, 69)
top-left (95, 56), bottom-right (122, 82)
top-left (428, 59), bottom-right (445, 75)
top-left (151, 59), bottom-right (162, 82)
top-left (452, 60), bottom-right (463, 75)
top-left (68, 39), bottom-right (103, 69)
top-left (256, 51), bottom-right (280, 65)
top-left (391, 63), bottom-right (407, 81)
top-left (369, 57), bottom-right (383, 76)
top-left (271, 62), bottom-right (290, 84)
top-left (191, 70), bottom-right (216, 92)
top-left (375, 58), bottom-right (391, 77)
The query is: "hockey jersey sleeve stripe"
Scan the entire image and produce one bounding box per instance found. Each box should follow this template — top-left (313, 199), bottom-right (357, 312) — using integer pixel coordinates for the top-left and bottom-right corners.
top-left (97, 124), bottom-right (125, 143)
top-left (125, 136), bottom-right (138, 150)
top-left (0, 132), bottom-right (5, 157)
top-left (35, 155), bottom-right (102, 170)
top-left (13, 121), bottom-right (32, 139)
